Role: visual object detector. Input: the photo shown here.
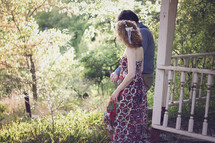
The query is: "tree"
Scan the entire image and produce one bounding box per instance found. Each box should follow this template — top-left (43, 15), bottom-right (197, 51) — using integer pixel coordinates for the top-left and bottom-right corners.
top-left (34, 7), bottom-right (89, 56)
top-left (0, 0), bottom-right (71, 100)
top-left (173, 0), bottom-right (215, 55)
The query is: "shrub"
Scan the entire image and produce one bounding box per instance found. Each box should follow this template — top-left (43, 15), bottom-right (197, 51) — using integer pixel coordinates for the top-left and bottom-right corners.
top-left (0, 104), bottom-right (6, 121)
top-left (0, 110), bottom-right (109, 143)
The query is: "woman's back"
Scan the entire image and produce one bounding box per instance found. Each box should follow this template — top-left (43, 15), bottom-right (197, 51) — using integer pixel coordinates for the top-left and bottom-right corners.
top-left (134, 46), bottom-right (144, 62)
top-left (123, 46), bottom-right (144, 74)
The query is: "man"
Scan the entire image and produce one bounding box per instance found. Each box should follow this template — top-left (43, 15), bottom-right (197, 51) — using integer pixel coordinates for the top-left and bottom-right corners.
top-left (110, 10), bottom-right (155, 92)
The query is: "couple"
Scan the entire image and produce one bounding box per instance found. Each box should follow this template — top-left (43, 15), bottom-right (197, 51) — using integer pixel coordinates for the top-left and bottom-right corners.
top-left (104, 10), bottom-right (155, 143)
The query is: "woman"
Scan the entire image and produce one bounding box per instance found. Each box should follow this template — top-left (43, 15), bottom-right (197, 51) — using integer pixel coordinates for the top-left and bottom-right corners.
top-left (104, 20), bottom-right (148, 143)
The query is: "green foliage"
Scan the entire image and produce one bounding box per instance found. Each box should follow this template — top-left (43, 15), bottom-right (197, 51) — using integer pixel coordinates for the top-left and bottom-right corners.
top-left (173, 0), bottom-right (215, 55)
top-left (0, 110), bottom-right (109, 143)
top-left (81, 48), bottom-right (120, 83)
top-left (0, 104), bottom-right (6, 121)
top-left (59, 97), bottom-right (83, 111)
top-left (35, 7), bottom-right (89, 56)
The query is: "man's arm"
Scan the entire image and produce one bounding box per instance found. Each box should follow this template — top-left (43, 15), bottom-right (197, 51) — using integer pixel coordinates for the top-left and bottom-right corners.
top-left (115, 67), bottom-right (121, 76)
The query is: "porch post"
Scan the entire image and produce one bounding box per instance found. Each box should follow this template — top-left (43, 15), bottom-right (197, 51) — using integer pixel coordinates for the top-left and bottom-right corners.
top-left (152, 0), bottom-right (178, 125)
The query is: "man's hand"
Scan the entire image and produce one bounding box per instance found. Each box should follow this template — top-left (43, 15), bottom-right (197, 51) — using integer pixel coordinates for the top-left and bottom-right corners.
top-left (110, 72), bottom-right (119, 83)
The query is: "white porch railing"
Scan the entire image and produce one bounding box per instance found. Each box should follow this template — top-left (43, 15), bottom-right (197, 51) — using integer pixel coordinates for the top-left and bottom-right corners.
top-left (152, 53), bottom-right (215, 142)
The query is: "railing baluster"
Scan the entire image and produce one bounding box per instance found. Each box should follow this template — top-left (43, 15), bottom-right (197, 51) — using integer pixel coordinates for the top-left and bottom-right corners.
top-left (188, 72), bottom-right (198, 132)
top-left (184, 58), bottom-right (188, 67)
top-left (189, 58), bottom-right (197, 100)
top-left (164, 53), bottom-right (215, 142)
top-left (199, 57), bottom-right (206, 98)
top-left (189, 57), bottom-right (197, 100)
top-left (170, 58), bottom-right (178, 103)
top-left (176, 71), bottom-right (186, 130)
top-left (163, 70), bottom-right (173, 127)
top-left (202, 74), bottom-right (213, 135)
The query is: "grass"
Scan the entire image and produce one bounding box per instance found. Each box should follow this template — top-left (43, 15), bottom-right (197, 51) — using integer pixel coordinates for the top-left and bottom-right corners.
top-left (0, 92), bottom-right (25, 115)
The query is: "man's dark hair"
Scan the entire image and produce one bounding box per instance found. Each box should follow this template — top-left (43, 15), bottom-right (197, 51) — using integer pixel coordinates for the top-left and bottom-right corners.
top-left (117, 10), bottom-right (139, 24)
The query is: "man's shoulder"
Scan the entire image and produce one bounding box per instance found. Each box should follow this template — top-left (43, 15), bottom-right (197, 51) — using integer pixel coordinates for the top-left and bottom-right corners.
top-left (139, 27), bottom-right (151, 33)
top-left (139, 27), bottom-right (153, 38)
top-left (138, 22), bottom-right (152, 34)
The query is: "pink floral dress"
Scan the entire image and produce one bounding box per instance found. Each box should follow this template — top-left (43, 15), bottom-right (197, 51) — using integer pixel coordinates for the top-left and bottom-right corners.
top-left (104, 57), bottom-right (148, 143)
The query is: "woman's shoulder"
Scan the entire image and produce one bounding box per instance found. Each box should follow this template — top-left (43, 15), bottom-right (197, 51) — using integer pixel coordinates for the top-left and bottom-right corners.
top-left (126, 46), bottom-right (136, 53)
top-left (126, 46), bottom-right (142, 53)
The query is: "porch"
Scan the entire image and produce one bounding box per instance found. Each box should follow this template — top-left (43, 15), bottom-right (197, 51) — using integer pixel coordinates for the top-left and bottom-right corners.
top-left (152, 0), bottom-right (215, 142)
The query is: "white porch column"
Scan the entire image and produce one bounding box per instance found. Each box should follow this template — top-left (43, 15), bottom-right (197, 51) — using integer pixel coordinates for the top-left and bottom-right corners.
top-left (152, 0), bottom-right (178, 125)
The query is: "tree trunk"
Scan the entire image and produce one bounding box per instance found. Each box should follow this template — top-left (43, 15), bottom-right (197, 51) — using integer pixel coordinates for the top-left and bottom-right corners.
top-left (29, 55), bottom-right (38, 101)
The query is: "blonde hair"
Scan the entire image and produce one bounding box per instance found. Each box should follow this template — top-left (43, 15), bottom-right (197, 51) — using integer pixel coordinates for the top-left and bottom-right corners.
top-left (116, 20), bottom-right (143, 48)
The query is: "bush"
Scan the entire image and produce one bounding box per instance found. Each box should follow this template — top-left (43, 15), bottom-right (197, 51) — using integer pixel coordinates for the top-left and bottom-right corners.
top-left (0, 110), bottom-right (109, 143)
top-left (0, 104), bottom-right (6, 121)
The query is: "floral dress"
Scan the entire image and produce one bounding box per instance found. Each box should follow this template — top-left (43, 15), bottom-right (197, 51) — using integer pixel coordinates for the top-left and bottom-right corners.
top-left (104, 57), bottom-right (148, 143)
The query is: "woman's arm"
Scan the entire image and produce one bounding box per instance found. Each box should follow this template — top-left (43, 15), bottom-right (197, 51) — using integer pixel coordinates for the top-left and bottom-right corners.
top-left (111, 47), bottom-right (136, 101)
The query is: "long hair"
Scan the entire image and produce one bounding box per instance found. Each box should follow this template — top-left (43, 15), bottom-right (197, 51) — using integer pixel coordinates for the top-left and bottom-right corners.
top-left (116, 20), bottom-right (143, 48)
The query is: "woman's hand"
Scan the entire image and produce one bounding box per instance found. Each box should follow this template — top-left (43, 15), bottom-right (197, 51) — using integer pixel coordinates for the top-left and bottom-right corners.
top-left (111, 90), bottom-right (120, 102)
